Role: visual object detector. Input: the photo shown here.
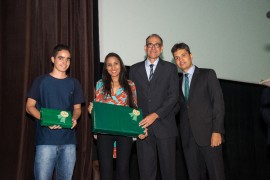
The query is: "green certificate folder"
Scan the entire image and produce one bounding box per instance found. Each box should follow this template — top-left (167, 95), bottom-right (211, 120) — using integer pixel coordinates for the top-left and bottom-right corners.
top-left (91, 102), bottom-right (144, 137)
top-left (40, 108), bottom-right (72, 128)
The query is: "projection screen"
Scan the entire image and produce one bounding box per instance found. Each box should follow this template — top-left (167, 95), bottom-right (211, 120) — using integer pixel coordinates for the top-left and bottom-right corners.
top-left (99, 0), bottom-right (270, 84)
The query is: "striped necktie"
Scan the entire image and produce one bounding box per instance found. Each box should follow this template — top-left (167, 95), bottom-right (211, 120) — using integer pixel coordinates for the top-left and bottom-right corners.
top-left (184, 73), bottom-right (189, 101)
top-left (149, 64), bottom-right (154, 81)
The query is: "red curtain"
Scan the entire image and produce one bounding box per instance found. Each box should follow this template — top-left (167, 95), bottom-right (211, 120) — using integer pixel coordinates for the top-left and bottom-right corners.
top-left (0, 0), bottom-right (95, 179)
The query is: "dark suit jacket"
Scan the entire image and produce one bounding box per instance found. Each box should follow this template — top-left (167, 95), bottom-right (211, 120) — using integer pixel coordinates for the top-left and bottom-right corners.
top-left (179, 66), bottom-right (225, 146)
top-left (261, 87), bottom-right (270, 144)
top-left (129, 59), bottom-right (180, 138)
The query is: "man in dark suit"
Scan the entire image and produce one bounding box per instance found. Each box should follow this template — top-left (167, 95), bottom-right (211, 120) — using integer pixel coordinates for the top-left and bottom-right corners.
top-left (171, 42), bottom-right (226, 180)
top-left (129, 34), bottom-right (179, 180)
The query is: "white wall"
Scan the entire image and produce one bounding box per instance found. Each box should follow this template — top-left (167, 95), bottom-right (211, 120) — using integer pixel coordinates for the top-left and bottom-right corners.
top-left (99, 0), bottom-right (270, 84)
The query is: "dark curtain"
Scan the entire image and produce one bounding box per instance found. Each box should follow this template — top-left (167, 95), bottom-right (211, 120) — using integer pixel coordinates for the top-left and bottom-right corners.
top-left (220, 80), bottom-right (270, 180)
top-left (0, 0), bottom-right (97, 179)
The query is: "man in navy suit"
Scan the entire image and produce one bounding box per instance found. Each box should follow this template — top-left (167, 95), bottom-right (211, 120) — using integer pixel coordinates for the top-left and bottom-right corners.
top-left (129, 34), bottom-right (179, 180)
top-left (171, 42), bottom-right (226, 180)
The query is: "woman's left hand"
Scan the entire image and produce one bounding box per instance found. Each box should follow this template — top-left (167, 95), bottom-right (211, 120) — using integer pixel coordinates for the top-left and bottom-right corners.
top-left (138, 128), bottom-right (148, 140)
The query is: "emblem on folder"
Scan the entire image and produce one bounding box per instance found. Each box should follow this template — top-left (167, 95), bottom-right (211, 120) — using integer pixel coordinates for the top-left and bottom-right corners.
top-left (129, 109), bottom-right (140, 121)
top-left (57, 111), bottom-right (69, 123)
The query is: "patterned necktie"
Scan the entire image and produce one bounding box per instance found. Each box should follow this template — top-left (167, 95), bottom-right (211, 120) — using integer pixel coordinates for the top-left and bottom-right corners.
top-left (149, 64), bottom-right (154, 81)
top-left (184, 73), bottom-right (189, 101)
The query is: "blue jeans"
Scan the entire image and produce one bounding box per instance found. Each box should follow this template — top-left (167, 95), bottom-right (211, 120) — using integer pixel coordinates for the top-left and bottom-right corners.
top-left (34, 144), bottom-right (76, 180)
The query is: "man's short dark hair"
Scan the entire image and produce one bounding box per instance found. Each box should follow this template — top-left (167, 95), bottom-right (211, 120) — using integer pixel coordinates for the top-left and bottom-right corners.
top-left (171, 42), bottom-right (191, 54)
top-left (52, 44), bottom-right (71, 58)
top-left (146, 34), bottom-right (163, 46)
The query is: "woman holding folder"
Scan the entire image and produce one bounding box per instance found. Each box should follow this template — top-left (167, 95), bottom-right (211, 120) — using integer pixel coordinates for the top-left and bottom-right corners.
top-left (89, 52), bottom-right (147, 180)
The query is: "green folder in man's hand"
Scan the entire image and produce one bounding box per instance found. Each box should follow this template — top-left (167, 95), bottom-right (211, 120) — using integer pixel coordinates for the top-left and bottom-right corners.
top-left (40, 108), bottom-right (72, 128)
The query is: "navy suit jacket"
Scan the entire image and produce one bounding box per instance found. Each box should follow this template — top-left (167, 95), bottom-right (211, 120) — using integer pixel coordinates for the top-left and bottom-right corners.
top-left (178, 66), bottom-right (225, 146)
top-left (129, 59), bottom-right (180, 138)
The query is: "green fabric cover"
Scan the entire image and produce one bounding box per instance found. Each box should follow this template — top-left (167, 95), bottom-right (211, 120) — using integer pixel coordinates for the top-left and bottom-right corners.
top-left (91, 102), bottom-right (144, 137)
top-left (40, 108), bottom-right (72, 128)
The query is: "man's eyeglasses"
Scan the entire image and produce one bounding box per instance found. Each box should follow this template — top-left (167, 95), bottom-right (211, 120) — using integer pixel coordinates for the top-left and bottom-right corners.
top-left (146, 43), bottom-right (161, 48)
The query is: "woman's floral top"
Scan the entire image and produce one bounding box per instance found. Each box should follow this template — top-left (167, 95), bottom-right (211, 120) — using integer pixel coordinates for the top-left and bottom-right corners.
top-left (95, 79), bottom-right (137, 107)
